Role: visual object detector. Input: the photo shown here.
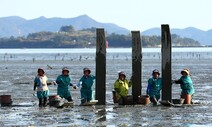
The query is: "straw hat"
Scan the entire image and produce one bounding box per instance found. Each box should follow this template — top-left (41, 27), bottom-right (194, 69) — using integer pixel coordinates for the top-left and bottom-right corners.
top-left (181, 68), bottom-right (190, 75)
top-left (83, 68), bottom-right (91, 74)
top-left (62, 67), bottom-right (69, 73)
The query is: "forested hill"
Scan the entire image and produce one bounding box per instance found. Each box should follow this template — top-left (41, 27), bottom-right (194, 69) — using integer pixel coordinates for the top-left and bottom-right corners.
top-left (0, 25), bottom-right (201, 48)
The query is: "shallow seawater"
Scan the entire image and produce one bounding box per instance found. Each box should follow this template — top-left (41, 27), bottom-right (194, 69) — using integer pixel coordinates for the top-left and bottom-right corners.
top-left (0, 48), bottom-right (212, 126)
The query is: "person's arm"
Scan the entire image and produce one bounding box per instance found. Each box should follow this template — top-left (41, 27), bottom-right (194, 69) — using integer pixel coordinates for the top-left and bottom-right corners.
top-left (175, 79), bottom-right (183, 84)
top-left (33, 77), bottom-right (37, 91)
top-left (47, 82), bottom-right (52, 85)
top-left (69, 76), bottom-right (72, 86)
top-left (76, 76), bottom-right (83, 87)
top-left (45, 75), bottom-right (51, 85)
top-left (56, 76), bottom-right (61, 84)
top-left (146, 83), bottom-right (151, 95)
top-left (46, 76), bottom-right (55, 85)
top-left (33, 82), bottom-right (37, 91)
top-left (114, 80), bottom-right (120, 93)
top-left (146, 79), bottom-right (152, 95)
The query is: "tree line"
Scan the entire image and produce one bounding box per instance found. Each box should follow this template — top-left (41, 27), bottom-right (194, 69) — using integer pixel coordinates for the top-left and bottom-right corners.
top-left (0, 25), bottom-right (200, 48)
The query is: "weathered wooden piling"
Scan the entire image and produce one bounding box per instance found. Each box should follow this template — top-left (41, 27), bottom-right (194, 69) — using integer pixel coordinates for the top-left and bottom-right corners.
top-left (131, 31), bottom-right (142, 103)
top-left (161, 25), bottom-right (172, 102)
top-left (95, 28), bottom-right (106, 105)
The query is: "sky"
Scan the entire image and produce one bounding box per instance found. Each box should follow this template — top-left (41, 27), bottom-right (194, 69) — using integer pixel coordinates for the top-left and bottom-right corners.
top-left (0, 0), bottom-right (211, 31)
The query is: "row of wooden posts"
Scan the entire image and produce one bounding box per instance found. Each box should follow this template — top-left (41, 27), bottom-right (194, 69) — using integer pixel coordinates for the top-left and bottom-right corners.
top-left (95, 24), bottom-right (172, 105)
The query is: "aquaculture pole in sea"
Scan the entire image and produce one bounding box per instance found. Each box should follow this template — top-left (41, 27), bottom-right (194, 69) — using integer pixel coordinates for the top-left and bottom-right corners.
top-left (95, 28), bottom-right (106, 105)
top-left (132, 31), bottom-right (142, 103)
top-left (161, 24), bottom-right (172, 102)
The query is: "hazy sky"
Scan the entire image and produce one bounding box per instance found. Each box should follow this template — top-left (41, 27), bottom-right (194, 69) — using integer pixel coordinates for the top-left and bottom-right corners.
top-left (0, 0), bottom-right (211, 31)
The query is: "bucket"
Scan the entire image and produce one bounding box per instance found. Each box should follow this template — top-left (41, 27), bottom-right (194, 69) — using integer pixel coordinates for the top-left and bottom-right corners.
top-left (49, 95), bottom-right (60, 107)
top-left (0, 95), bottom-right (12, 106)
top-left (138, 95), bottom-right (150, 105)
top-left (0, 95), bottom-right (12, 104)
top-left (123, 95), bottom-right (133, 105)
top-left (181, 94), bottom-right (192, 104)
top-left (49, 95), bottom-right (59, 101)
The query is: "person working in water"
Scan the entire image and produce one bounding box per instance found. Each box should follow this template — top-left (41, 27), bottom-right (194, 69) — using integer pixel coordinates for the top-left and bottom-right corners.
top-left (76, 68), bottom-right (95, 105)
top-left (34, 68), bottom-right (54, 107)
top-left (56, 67), bottom-right (73, 102)
top-left (173, 68), bottom-right (194, 104)
top-left (113, 71), bottom-right (132, 105)
top-left (146, 69), bottom-right (162, 105)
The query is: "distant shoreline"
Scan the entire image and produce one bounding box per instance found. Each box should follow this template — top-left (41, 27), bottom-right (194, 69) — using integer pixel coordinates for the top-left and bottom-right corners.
top-left (0, 47), bottom-right (212, 54)
top-left (0, 45), bottom-right (210, 49)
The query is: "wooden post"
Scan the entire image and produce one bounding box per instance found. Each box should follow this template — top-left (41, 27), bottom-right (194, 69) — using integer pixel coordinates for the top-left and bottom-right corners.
top-left (96, 28), bottom-right (106, 105)
top-left (132, 31), bottom-right (142, 103)
top-left (161, 25), bottom-right (172, 102)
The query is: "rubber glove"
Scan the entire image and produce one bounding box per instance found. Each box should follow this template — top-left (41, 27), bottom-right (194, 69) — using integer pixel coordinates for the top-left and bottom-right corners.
top-left (77, 81), bottom-right (82, 87)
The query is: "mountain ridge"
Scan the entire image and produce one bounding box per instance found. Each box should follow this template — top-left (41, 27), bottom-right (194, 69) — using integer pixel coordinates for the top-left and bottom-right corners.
top-left (0, 15), bottom-right (130, 37)
top-left (0, 15), bottom-right (212, 45)
top-left (142, 27), bottom-right (212, 45)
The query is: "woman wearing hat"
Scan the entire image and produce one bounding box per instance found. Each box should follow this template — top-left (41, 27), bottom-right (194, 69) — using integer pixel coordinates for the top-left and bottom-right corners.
top-left (56, 67), bottom-right (73, 102)
top-left (77, 68), bottom-right (95, 104)
top-left (146, 69), bottom-right (162, 105)
top-left (34, 68), bottom-right (52, 107)
top-left (174, 68), bottom-right (194, 104)
top-left (113, 71), bottom-right (132, 105)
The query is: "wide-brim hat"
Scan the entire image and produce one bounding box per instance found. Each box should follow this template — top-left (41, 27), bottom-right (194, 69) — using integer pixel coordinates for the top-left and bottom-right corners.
top-left (152, 69), bottom-right (160, 75)
top-left (181, 69), bottom-right (189, 75)
top-left (62, 67), bottom-right (69, 73)
top-left (38, 68), bottom-right (45, 73)
top-left (83, 68), bottom-right (91, 73)
top-left (118, 71), bottom-right (126, 77)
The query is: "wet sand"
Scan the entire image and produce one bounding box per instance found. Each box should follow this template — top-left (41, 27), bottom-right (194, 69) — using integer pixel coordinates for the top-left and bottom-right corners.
top-left (0, 52), bottom-right (212, 126)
